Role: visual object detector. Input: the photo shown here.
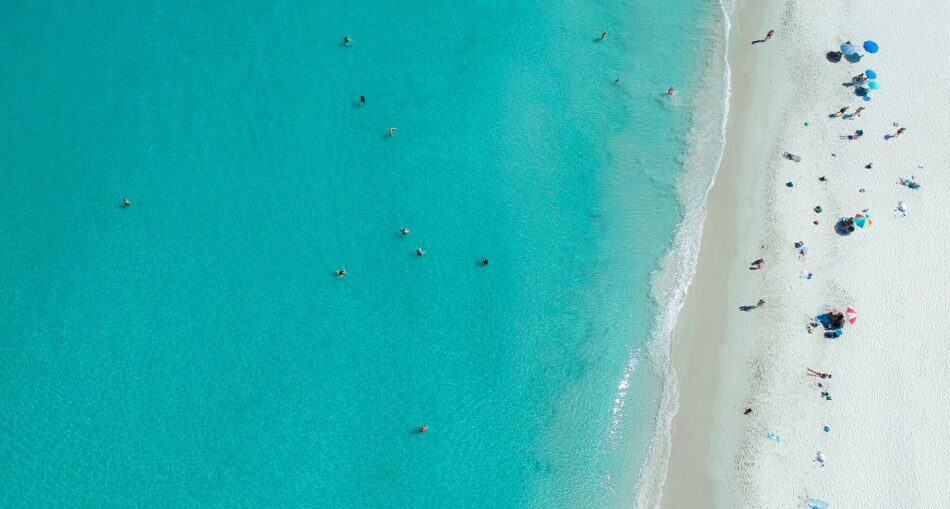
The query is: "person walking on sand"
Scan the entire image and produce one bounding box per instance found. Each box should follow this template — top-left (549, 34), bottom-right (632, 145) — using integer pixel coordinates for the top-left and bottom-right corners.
top-left (756, 299), bottom-right (765, 308)
top-left (853, 106), bottom-right (865, 117)
top-left (832, 106), bottom-right (848, 117)
top-left (892, 127), bottom-right (906, 137)
top-left (752, 29), bottom-right (774, 44)
top-left (667, 86), bottom-right (675, 96)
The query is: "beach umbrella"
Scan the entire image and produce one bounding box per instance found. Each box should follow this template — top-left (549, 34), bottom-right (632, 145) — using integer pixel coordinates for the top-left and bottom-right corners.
top-left (864, 40), bottom-right (879, 53)
top-left (840, 43), bottom-right (859, 55)
top-left (865, 69), bottom-right (877, 79)
top-left (868, 80), bottom-right (880, 90)
top-left (854, 213), bottom-right (872, 228)
top-left (846, 307), bottom-right (858, 325)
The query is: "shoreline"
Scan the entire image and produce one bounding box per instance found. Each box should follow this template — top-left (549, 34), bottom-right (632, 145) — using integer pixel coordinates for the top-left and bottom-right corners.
top-left (659, 0), bottom-right (785, 505)
top-left (659, 0), bottom-right (950, 507)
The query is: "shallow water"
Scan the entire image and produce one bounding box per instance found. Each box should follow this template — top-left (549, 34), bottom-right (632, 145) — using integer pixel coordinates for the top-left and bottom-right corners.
top-left (0, 1), bottom-right (715, 506)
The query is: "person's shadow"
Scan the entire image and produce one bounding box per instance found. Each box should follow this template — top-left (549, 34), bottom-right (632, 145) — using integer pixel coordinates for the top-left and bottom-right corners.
top-left (739, 305), bottom-right (758, 312)
top-left (751, 38), bottom-right (768, 45)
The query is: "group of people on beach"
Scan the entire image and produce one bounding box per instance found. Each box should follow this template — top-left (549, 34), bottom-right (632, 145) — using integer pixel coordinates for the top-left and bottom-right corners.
top-left (738, 28), bottom-right (919, 483)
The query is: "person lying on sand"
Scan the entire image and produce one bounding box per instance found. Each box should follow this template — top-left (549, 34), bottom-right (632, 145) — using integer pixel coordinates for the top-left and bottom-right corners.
top-left (899, 177), bottom-right (921, 189)
top-left (807, 369), bottom-right (832, 379)
top-left (839, 129), bottom-right (864, 140)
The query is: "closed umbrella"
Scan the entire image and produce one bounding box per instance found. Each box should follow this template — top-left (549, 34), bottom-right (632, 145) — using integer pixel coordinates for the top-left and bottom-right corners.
top-left (864, 40), bottom-right (879, 53)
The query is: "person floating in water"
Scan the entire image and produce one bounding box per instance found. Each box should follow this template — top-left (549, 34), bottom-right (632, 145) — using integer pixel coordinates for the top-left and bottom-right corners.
top-left (343, 36), bottom-right (352, 46)
top-left (667, 86), bottom-right (675, 96)
top-left (359, 95), bottom-right (365, 106)
top-left (400, 228), bottom-right (410, 235)
top-left (600, 31), bottom-right (608, 41)
top-left (336, 268), bottom-right (347, 278)
top-left (122, 198), bottom-right (131, 207)
top-left (388, 127), bottom-right (397, 136)
top-left (416, 248), bottom-right (425, 256)
top-left (419, 424), bottom-right (429, 433)
top-left (481, 258), bottom-right (489, 266)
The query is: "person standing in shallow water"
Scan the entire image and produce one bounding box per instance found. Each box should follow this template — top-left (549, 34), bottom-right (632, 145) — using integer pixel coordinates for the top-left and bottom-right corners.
top-left (667, 86), bottom-right (675, 96)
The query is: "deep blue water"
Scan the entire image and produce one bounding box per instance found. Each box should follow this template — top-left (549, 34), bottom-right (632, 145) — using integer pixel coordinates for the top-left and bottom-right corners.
top-left (0, 1), bottom-right (714, 507)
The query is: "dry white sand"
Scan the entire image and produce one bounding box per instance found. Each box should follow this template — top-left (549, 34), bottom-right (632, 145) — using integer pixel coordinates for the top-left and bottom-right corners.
top-left (658, 0), bottom-right (950, 507)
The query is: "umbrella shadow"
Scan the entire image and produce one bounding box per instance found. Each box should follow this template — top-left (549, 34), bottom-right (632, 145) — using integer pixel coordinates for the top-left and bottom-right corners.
top-left (826, 51), bottom-right (843, 63)
top-left (845, 53), bottom-right (862, 63)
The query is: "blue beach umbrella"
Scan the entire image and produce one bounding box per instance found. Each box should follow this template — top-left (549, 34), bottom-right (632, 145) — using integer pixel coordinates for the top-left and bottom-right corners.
top-left (868, 80), bottom-right (880, 90)
top-left (864, 40), bottom-right (879, 53)
top-left (840, 43), bottom-right (859, 55)
top-left (865, 69), bottom-right (877, 79)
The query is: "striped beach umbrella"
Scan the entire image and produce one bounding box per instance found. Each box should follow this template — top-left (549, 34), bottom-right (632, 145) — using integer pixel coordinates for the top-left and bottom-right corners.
top-left (854, 213), bottom-right (872, 228)
top-left (846, 307), bottom-right (858, 325)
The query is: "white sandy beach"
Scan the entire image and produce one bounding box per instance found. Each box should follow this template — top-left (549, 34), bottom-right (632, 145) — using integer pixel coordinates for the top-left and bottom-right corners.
top-left (657, 0), bottom-right (950, 507)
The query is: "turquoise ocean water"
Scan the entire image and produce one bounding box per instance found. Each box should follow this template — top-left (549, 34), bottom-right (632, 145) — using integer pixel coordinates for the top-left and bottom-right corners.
top-left (0, 1), bottom-right (717, 507)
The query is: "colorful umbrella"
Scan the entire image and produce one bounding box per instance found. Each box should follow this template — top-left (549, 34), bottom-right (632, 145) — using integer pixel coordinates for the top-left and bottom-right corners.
top-left (864, 40), bottom-right (879, 53)
top-left (840, 43), bottom-right (859, 55)
top-left (865, 69), bottom-right (877, 79)
top-left (868, 80), bottom-right (879, 90)
top-left (854, 213), bottom-right (872, 228)
top-left (846, 307), bottom-right (858, 325)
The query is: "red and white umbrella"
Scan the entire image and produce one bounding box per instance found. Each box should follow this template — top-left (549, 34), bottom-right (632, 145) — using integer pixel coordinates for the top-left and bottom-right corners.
top-left (846, 307), bottom-right (858, 325)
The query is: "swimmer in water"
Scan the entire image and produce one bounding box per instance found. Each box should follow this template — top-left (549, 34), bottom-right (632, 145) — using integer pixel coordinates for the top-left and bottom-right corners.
top-left (416, 248), bottom-right (425, 256)
top-left (600, 31), bottom-right (608, 41)
top-left (388, 127), bottom-right (396, 136)
top-left (343, 36), bottom-right (351, 45)
top-left (336, 268), bottom-right (347, 278)
top-left (420, 424), bottom-right (429, 433)
top-left (400, 228), bottom-right (410, 235)
top-left (481, 258), bottom-right (489, 266)
top-left (667, 86), bottom-right (675, 96)
top-left (122, 198), bottom-right (131, 207)
top-left (359, 95), bottom-right (365, 106)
